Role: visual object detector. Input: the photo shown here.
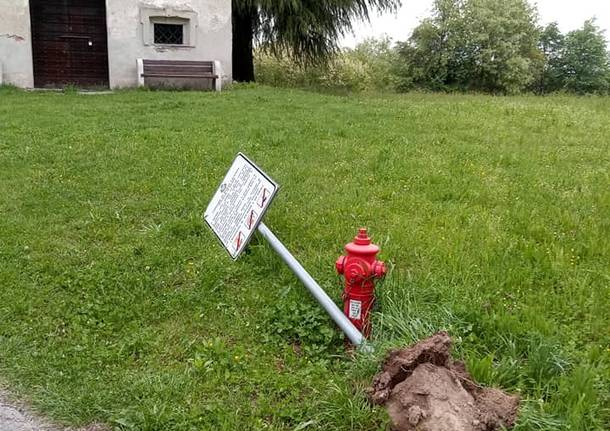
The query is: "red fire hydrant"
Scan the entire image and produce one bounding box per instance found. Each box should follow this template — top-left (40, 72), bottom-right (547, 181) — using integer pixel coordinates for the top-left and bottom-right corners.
top-left (336, 228), bottom-right (386, 339)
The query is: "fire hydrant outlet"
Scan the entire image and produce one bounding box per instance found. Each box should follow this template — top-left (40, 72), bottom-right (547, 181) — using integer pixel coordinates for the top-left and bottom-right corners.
top-left (373, 261), bottom-right (387, 278)
top-left (335, 255), bottom-right (347, 274)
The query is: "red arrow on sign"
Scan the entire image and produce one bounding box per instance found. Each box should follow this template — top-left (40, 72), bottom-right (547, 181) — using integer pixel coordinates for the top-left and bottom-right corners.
top-left (258, 188), bottom-right (270, 208)
top-left (234, 231), bottom-right (244, 251)
top-left (246, 209), bottom-right (258, 230)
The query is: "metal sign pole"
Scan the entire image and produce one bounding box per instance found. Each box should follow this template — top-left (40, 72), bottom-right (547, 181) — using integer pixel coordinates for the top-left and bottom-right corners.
top-left (205, 154), bottom-right (371, 351)
top-left (257, 222), bottom-right (366, 348)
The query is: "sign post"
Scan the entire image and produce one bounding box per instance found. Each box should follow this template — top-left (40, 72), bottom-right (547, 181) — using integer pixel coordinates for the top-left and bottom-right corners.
top-left (204, 153), bottom-right (367, 348)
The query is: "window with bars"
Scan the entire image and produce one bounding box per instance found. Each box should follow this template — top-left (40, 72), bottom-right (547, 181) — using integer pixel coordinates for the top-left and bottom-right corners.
top-left (154, 23), bottom-right (184, 45)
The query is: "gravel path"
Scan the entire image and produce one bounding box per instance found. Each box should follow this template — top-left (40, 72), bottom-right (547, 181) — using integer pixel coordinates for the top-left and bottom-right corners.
top-left (0, 389), bottom-right (60, 431)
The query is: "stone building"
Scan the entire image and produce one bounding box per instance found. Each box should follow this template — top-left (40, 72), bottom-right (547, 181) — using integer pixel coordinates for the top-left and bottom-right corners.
top-left (0, 0), bottom-right (232, 89)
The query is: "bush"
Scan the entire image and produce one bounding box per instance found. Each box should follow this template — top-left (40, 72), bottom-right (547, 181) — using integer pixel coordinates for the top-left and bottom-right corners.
top-left (254, 53), bottom-right (318, 88)
top-left (318, 55), bottom-right (374, 92)
top-left (254, 37), bottom-right (400, 92)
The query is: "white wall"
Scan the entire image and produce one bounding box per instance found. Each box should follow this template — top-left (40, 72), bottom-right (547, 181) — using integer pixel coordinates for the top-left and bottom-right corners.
top-left (106, 0), bottom-right (232, 88)
top-left (0, 0), bottom-right (34, 87)
top-left (0, 0), bottom-right (232, 89)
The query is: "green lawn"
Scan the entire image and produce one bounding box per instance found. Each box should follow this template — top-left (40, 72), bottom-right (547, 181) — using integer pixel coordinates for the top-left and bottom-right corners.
top-left (0, 85), bottom-right (608, 430)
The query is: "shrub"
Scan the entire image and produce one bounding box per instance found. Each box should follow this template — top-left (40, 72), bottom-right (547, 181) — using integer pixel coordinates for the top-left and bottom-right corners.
top-left (254, 37), bottom-right (400, 92)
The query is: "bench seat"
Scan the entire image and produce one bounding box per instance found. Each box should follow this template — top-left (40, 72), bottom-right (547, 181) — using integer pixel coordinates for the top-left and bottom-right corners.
top-left (137, 59), bottom-right (222, 91)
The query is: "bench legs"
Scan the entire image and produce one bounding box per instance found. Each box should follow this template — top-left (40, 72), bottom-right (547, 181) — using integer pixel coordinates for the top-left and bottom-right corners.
top-left (214, 60), bottom-right (222, 92)
top-left (137, 58), bottom-right (145, 87)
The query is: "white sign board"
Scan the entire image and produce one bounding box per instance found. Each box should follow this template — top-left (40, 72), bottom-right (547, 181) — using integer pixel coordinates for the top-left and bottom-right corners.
top-left (204, 153), bottom-right (278, 259)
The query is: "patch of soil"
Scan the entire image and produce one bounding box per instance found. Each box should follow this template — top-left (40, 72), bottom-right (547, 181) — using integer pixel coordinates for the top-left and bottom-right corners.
top-left (368, 332), bottom-right (520, 431)
top-left (76, 424), bottom-right (111, 431)
top-left (1, 386), bottom-right (110, 431)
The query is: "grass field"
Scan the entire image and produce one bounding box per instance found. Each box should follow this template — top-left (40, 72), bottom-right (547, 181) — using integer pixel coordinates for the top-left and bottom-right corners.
top-left (0, 85), bottom-right (609, 430)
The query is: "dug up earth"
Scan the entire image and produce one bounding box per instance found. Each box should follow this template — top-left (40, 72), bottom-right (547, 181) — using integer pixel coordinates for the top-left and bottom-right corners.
top-left (368, 332), bottom-right (520, 431)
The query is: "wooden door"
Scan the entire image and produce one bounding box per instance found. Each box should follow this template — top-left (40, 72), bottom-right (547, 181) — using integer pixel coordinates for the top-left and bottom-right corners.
top-left (30, 0), bottom-right (109, 88)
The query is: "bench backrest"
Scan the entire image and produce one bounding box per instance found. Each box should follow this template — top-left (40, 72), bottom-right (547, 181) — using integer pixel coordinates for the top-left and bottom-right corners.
top-left (142, 60), bottom-right (215, 76)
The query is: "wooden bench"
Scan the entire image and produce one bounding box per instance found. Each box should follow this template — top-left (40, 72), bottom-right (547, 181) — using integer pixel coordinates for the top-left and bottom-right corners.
top-left (137, 59), bottom-right (222, 91)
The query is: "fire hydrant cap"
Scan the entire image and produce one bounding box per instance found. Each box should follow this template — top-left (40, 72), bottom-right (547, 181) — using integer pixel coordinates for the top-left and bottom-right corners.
top-left (355, 228), bottom-right (371, 245)
top-left (345, 228), bottom-right (380, 255)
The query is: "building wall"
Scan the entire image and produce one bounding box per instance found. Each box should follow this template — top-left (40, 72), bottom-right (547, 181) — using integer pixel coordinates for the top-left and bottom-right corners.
top-left (0, 0), bottom-right (232, 89)
top-left (0, 0), bottom-right (34, 87)
top-left (106, 0), bottom-right (232, 88)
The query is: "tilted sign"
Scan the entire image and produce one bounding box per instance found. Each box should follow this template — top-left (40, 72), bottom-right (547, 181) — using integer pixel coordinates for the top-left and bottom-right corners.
top-left (204, 153), bottom-right (278, 259)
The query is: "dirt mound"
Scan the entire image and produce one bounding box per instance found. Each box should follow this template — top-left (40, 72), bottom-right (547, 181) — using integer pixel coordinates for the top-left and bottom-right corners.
top-left (368, 332), bottom-right (520, 431)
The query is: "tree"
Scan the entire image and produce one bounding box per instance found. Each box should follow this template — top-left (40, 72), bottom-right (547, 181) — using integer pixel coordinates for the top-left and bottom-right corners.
top-left (395, 0), bottom-right (540, 93)
top-left (232, 0), bottom-right (400, 82)
top-left (536, 22), bottom-right (565, 93)
top-left (560, 20), bottom-right (610, 94)
top-left (348, 36), bottom-right (399, 90)
top-left (395, 0), bottom-right (463, 91)
top-left (459, 0), bottom-right (540, 93)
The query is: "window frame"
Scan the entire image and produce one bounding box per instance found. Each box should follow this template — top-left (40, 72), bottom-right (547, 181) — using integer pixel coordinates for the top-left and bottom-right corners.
top-left (140, 7), bottom-right (198, 48)
top-left (153, 21), bottom-right (186, 46)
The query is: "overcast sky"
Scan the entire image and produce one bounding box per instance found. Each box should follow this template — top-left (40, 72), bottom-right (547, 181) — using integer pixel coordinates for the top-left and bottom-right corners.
top-left (342, 0), bottom-right (610, 47)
